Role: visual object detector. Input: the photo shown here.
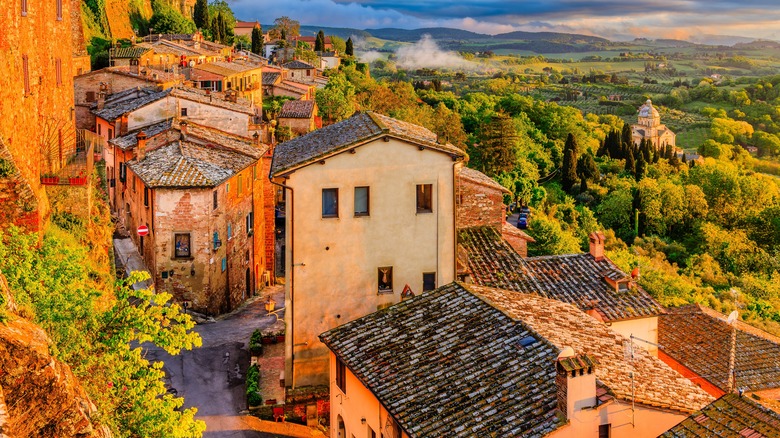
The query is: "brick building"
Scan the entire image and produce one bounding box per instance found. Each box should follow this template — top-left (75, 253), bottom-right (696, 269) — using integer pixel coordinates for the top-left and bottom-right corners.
top-left (0, 0), bottom-right (79, 232)
top-left (277, 100), bottom-right (319, 135)
top-left (123, 120), bottom-right (273, 314)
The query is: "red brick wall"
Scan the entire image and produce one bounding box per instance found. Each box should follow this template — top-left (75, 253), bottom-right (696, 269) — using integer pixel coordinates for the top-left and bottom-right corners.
top-left (1, 0), bottom-right (78, 233)
top-left (261, 154), bottom-right (276, 281)
top-left (503, 230), bottom-right (529, 258)
top-left (456, 178), bottom-right (506, 230)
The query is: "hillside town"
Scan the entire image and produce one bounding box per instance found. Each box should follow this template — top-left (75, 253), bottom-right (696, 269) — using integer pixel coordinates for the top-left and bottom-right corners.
top-left (2, 0), bottom-right (780, 437)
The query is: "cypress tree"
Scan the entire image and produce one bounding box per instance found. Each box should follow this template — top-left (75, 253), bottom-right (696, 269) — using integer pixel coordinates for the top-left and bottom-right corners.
top-left (576, 152), bottom-right (598, 193)
top-left (346, 37), bottom-right (354, 56)
top-left (193, 0), bottom-right (209, 30)
top-left (681, 152), bottom-right (687, 164)
top-left (622, 123), bottom-right (633, 147)
top-left (561, 133), bottom-right (579, 193)
top-left (625, 147), bottom-right (636, 174)
top-left (635, 154), bottom-right (646, 182)
top-left (315, 30), bottom-right (325, 52)
top-left (251, 25), bottom-right (263, 55)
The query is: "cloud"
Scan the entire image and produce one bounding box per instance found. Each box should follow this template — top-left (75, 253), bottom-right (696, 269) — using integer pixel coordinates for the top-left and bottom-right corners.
top-left (228, 0), bottom-right (780, 41)
top-left (394, 35), bottom-right (474, 70)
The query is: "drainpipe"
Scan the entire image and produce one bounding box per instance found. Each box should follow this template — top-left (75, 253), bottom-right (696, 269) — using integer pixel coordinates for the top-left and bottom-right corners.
top-left (270, 176), bottom-right (294, 387)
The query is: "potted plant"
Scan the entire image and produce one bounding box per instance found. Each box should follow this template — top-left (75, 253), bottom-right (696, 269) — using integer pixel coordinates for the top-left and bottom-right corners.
top-left (275, 330), bottom-right (285, 343)
top-left (246, 364), bottom-right (262, 409)
top-left (261, 331), bottom-right (275, 344)
top-left (249, 329), bottom-right (263, 356)
top-left (41, 173), bottom-right (59, 185)
top-left (69, 171), bottom-right (87, 185)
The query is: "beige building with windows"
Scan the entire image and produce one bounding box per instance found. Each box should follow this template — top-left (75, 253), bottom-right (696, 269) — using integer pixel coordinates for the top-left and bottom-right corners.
top-left (631, 99), bottom-right (676, 149)
top-left (271, 111), bottom-right (466, 387)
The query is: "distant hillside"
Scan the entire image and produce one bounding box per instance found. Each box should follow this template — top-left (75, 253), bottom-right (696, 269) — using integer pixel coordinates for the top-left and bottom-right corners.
top-left (734, 40), bottom-right (780, 50)
top-left (493, 31), bottom-right (609, 45)
top-left (647, 38), bottom-right (700, 48)
top-left (297, 25), bottom-right (372, 40)
top-left (366, 27), bottom-right (487, 42)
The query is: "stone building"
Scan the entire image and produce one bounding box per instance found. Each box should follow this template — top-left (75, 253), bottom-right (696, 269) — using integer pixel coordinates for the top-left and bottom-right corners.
top-left (277, 100), bottom-right (319, 135)
top-left (190, 61), bottom-right (264, 105)
top-left (282, 60), bottom-right (316, 84)
top-left (271, 111), bottom-right (466, 386)
top-left (631, 99), bottom-right (676, 149)
top-left (0, 0), bottom-right (80, 232)
top-left (123, 120), bottom-right (272, 314)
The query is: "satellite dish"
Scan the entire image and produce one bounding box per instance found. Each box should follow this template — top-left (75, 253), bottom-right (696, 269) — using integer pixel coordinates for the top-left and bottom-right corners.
top-left (557, 346), bottom-right (576, 359)
top-left (727, 310), bottom-right (739, 325)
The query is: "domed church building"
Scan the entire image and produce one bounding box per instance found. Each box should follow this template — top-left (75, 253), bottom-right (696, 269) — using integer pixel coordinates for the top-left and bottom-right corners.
top-left (631, 99), bottom-right (676, 149)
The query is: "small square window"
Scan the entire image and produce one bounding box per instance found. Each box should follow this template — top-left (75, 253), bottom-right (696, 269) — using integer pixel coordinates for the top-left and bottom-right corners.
top-left (599, 424), bottom-right (611, 438)
top-left (354, 186), bottom-right (369, 216)
top-left (416, 184), bottom-right (433, 213)
top-left (181, 107), bottom-right (188, 117)
top-left (174, 233), bottom-right (191, 258)
top-left (378, 267), bottom-right (393, 293)
top-left (423, 272), bottom-right (436, 291)
top-left (322, 188), bottom-right (338, 218)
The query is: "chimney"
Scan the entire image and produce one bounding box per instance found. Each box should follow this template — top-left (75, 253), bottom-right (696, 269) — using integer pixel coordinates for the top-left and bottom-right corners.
top-left (179, 121), bottom-right (188, 140)
top-left (119, 115), bottom-right (129, 136)
top-left (136, 131), bottom-right (148, 160)
top-left (556, 348), bottom-right (597, 421)
top-left (588, 231), bottom-right (606, 261)
top-left (97, 82), bottom-right (108, 110)
top-left (252, 131), bottom-right (261, 146)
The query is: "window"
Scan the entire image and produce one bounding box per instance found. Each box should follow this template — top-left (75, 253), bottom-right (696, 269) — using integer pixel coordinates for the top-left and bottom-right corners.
top-left (180, 107), bottom-right (188, 117)
top-left (369, 427), bottom-right (376, 438)
top-left (21, 0), bottom-right (27, 16)
top-left (423, 272), bottom-right (436, 291)
top-left (221, 257), bottom-right (227, 272)
top-left (238, 174), bottom-right (243, 195)
top-left (378, 267), bottom-right (393, 293)
top-left (599, 424), bottom-right (611, 438)
top-left (143, 187), bottom-right (149, 207)
top-left (227, 223), bottom-right (232, 240)
top-left (132, 175), bottom-right (136, 192)
top-left (354, 186), bottom-right (369, 216)
top-left (119, 162), bottom-right (126, 182)
top-left (22, 55), bottom-right (30, 96)
top-left (416, 184), bottom-right (432, 213)
top-left (97, 124), bottom-right (101, 135)
top-left (253, 165), bottom-right (257, 180)
top-left (86, 91), bottom-right (96, 102)
top-left (335, 358), bottom-right (347, 393)
top-left (108, 128), bottom-right (113, 140)
top-left (56, 0), bottom-right (62, 20)
top-left (174, 233), bottom-right (191, 258)
top-left (55, 58), bottom-right (62, 86)
top-left (213, 190), bottom-right (218, 210)
top-left (322, 188), bottom-right (338, 218)
top-left (226, 182), bottom-right (230, 193)
top-left (212, 232), bottom-right (221, 250)
top-left (246, 211), bottom-right (254, 234)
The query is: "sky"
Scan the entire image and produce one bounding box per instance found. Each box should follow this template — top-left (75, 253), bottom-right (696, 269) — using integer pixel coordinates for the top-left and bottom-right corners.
top-left (228, 0), bottom-right (780, 42)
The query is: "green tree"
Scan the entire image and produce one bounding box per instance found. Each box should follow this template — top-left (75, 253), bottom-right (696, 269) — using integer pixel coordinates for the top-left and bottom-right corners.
top-left (561, 133), bottom-right (579, 193)
top-left (576, 151), bottom-right (598, 192)
top-left (315, 72), bottom-right (355, 123)
top-left (624, 147), bottom-right (636, 174)
top-left (273, 16), bottom-right (300, 38)
top-left (251, 25), bottom-right (263, 55)
top-left (315, 30), bottom-right (325, 52)
top-left (149, 1), bottom-right (196, 35)
top-left (346, 37), bottom-right (354, 56)
top-left (474, 113), bottom-right (519, 176)
top-left (193, 0), bottom-right (209, 29)
top-left (528, 215), bottom-right (581, 256)
top-left (635, 154), bottom-right (646, 181)
top-left (330, 35), bottom-right (346, 54)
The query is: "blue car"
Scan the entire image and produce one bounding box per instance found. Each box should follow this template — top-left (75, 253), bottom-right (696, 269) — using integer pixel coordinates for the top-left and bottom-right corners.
top-left (517, 214), bottom-right (528, 229)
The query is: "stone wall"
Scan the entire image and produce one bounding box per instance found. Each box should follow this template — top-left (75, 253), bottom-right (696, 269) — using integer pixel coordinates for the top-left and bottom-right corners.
top-left (74, 71), bottom-right (164, 130)
top-left (1, 0), bottom-right (79, 233)
top-left (284, 385), bottom-right (330, 426)
top-left (456, 176), bottom-right (506, 230)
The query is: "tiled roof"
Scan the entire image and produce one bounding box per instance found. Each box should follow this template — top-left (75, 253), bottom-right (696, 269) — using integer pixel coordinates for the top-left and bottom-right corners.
top-left (279, 100), bottom-right (315, 118)
top-left (93, 88), bottom-right (171, 121)
top-left (262, 72), bottom-right (281, 85)
top-left (501, 222), bottom-right (535, 242)
top-left (171, 88), bottom-right (256, 116)
top-left (235, 21), bottom-right (260, 28)
top-left (192, 61), bottom-right (262, 77)
top-left (271, 111), bottom-right (465, 176)
top-left (471, 284), bottom-right (714, 413)
top-left (458, 227), bottom-right (664, 322)
top-left (109, 47), bottom-right (151, 59)
top-left (459, 167), bottom-right (510, 193)
top-left (661, 393), bottom-right (780, 437)
top-left (320, 282), bottom-right (565, 438)
top-left (659, 305), bottom-right (780, 392)
top-left (138, 41), bottom-right (203, 57)
top-left (108, 120), bottom-right (173, 150)
top-left (126, 141), bottom-right (255, 188)
top-left (283, 60), bottom-right (315, 69)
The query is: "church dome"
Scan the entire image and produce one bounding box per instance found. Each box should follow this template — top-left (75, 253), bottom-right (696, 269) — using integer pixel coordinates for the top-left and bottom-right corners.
top-left (638, 99), bottom-right (659, 118)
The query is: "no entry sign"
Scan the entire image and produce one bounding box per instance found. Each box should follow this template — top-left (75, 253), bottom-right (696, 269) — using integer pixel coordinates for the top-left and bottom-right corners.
top-left (137, 225), bottom-right (149, 236)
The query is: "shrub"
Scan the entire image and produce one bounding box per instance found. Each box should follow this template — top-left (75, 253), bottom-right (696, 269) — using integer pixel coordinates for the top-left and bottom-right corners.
top-left (246, 364), bottom-right (261, 406)
top-left (249, 329), bottom-right (263, 355)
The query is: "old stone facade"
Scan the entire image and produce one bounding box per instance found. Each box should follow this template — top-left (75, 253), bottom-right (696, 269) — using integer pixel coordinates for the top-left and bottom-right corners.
top-left (456, 167), bottom-right (509, 229)
top-left (0, 0), bottom-right (80, 233)
top-left (631, 99), bottom-right (676, 149)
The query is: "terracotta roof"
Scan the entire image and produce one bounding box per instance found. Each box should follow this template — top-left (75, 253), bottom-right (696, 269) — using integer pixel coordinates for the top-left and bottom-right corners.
top-left (320, 282), bottom-right (565, 438)
top-left (501, 222), bottom-right (535, 242)
top-left (661, 393), bottom-right (780, 437)
top-left (471, 284), bottom-right (714, 413)
top-left (138, 41), bottom-right (203, 57)
top-left (262, 72), bottom-right (281, 85)
top-left (459, 167), bottom-right (510, 194)
top-left (109, 47), bottom-right (151, 59)
top-left (283, 60), bottom-right (315, 69)
top-left (127, 141), bottom-right (255, 188)
top-left (659, 305), bottom-right (780, 393)
top-left (192, 61), bottom-right (261, 77)
top-left (108, 120), bottom-right (173, 150)
top-left (458, 226), bottom-right (664, 322)
top-left (171, 87), bottom-right (256, 116)
top-left (271, 111), bottom-right (465, 176)
top-left (93, 88), bottom-right (171, 121)
top-left (235, 21), bottom-right (260, 28)
top-left (279, 100), bottom-right (315, 118)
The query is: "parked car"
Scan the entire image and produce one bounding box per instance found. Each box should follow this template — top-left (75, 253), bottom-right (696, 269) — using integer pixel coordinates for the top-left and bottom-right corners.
top-left (517, 214), bottom-right (528, 229)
